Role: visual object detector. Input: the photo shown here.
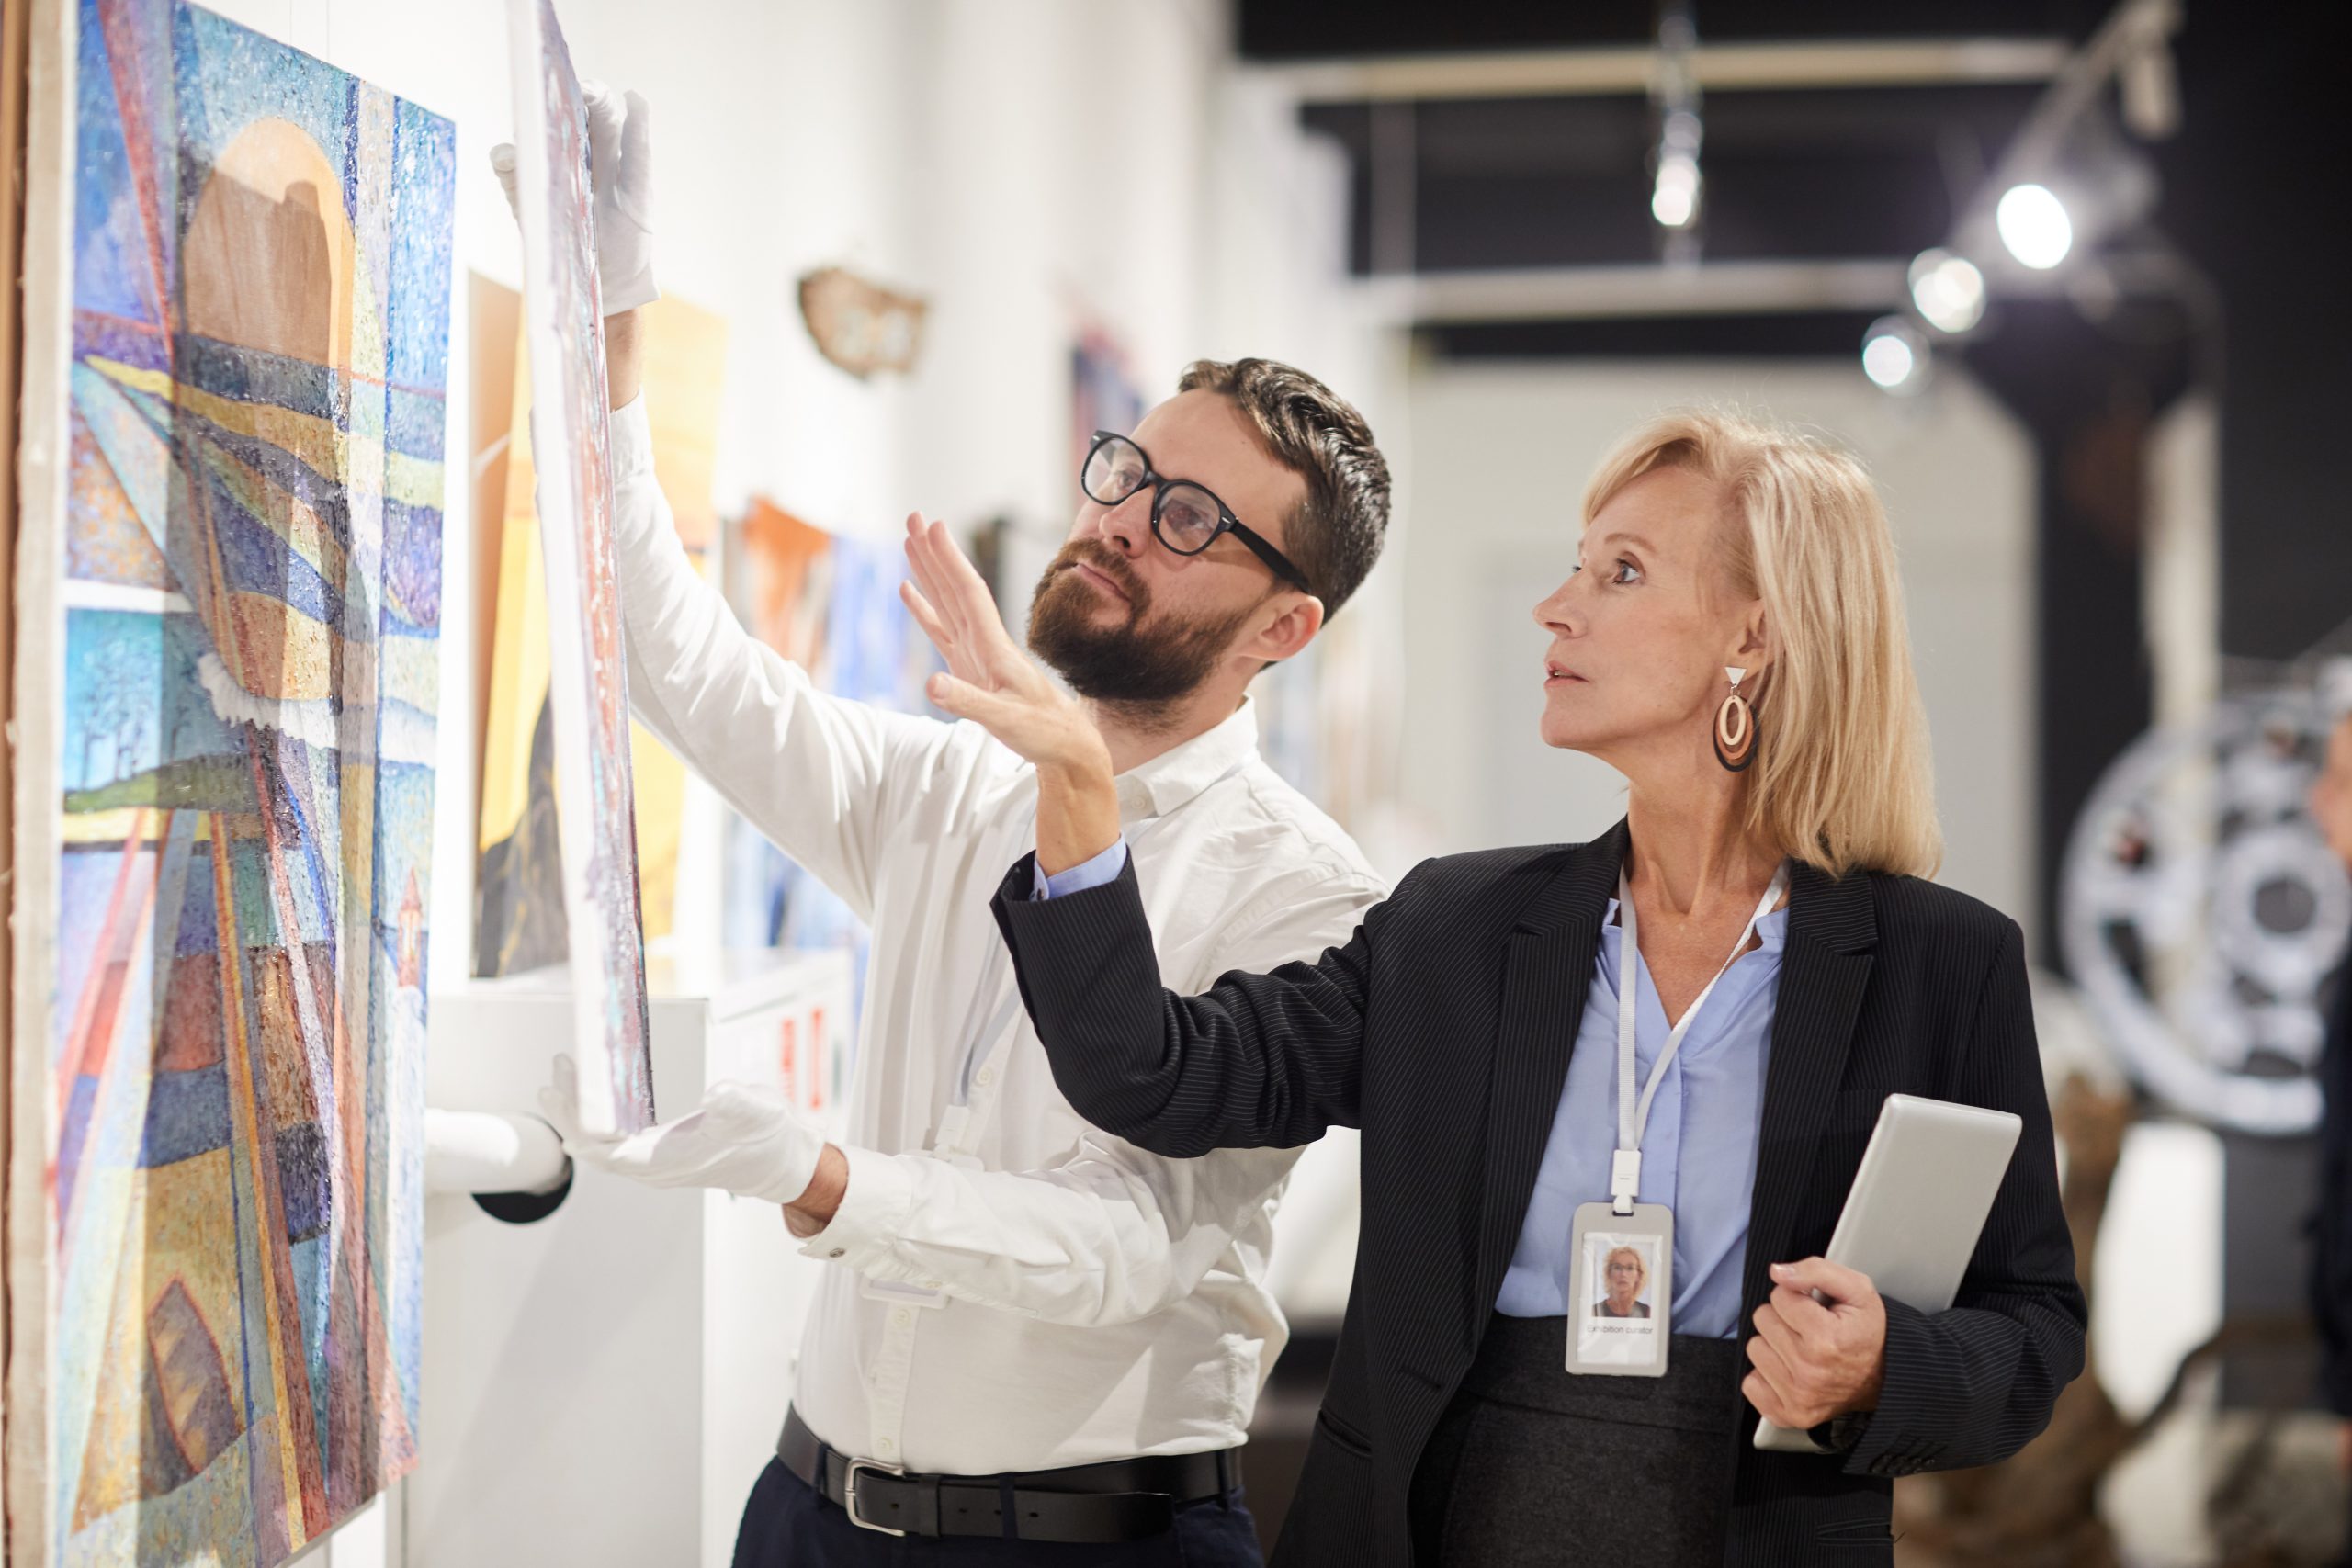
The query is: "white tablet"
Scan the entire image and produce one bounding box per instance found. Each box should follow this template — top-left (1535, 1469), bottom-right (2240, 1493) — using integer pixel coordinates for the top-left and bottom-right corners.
top-left (1752, 1093), bottom-right (2023, 1453)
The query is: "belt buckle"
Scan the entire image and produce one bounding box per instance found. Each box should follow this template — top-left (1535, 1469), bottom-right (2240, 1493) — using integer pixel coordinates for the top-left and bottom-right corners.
top-left (842, 1457), bottom-right (910, 1535)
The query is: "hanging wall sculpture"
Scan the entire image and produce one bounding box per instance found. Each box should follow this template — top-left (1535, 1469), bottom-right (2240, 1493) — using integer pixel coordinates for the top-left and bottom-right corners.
top-left (8, 1), bottom-right (454, 1562)
top-left (2061, 689), bottom-right (2347, 1135)
top-left (506, 0), bottom-right (655, 1134)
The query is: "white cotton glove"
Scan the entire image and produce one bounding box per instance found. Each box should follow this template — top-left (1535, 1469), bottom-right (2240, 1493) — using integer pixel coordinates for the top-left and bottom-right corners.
top-left (486, 79), bottom-right (659, 313)
top-left (538, 1055), bottom-right (823, 1205)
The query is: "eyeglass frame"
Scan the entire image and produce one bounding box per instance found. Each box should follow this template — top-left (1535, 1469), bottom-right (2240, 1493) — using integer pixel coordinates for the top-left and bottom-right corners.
top-left (1080, 430), bottom-right (1314, 596)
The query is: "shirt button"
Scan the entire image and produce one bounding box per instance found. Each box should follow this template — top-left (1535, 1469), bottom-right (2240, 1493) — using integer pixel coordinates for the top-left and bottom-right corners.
top-left (876, 1438), bottom-right (895, 1455)
top-left (923, 1280), bottom-right (943, 1291)
top-left (892, 1309), bottom-right (911, 1328)
top-left (975, 1066), bottom-right (995, 1088)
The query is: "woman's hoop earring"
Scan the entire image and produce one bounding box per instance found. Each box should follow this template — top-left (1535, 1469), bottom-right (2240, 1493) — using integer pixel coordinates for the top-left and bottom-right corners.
top-left (1714, 666), bottom-right (1758, 773)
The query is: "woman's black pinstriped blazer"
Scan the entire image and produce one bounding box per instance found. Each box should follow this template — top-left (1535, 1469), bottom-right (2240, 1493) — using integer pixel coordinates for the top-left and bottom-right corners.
top-left (989, 817), bottom-right (2086, 1567)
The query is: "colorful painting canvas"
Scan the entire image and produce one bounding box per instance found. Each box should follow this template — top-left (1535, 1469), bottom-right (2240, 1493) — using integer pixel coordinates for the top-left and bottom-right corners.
top-left (8, 0), bottom-right (455, 1562)
top-left (475, 294), bottom-right (725, 973)
top-left (718, 502), bottom-right (933, 1030)
top-left (506, 0), bottom-right (654, 1134)
top-left (720, 499), bottom-right (831, 950)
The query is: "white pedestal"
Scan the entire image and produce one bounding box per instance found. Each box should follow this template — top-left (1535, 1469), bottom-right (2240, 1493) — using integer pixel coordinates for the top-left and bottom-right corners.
top-left (408, 949), bottom-right (854, 1568)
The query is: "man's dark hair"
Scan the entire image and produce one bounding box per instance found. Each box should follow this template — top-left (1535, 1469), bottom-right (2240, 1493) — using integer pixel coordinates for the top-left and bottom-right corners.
top-left (1177, 358), bottom-right (1390, 620)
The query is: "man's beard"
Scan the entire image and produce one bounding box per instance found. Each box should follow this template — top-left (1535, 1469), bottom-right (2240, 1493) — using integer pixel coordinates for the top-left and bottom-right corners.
top-left (1025, 542), bottom-right (1261, 720)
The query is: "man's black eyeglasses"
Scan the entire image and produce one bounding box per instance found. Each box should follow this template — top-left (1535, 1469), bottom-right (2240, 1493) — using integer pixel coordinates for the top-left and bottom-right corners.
top-left (1080, 431), bottom-right (1312, 595)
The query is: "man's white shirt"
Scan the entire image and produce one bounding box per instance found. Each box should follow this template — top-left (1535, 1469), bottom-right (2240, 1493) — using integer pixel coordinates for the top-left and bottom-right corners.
top-left (607, 396), bottom-right (1386, 1474)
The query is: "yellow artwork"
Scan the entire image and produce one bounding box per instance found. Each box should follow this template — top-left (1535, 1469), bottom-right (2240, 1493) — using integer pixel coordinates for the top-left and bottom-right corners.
top-left (475, 293), bottom-right (728, 969)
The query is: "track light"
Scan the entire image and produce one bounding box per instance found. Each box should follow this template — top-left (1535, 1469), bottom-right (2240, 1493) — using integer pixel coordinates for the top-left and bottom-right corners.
top-left (1908, 249), bottom-right (1986, 335)
top-left (1996, 184), bottom-right (2074, 270)
top-left (1861, 316), bottom-right (1928, 393)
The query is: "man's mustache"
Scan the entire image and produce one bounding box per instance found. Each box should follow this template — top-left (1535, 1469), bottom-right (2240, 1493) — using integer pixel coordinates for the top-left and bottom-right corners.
top-left (1049, 542), bottom-right (1147, 612)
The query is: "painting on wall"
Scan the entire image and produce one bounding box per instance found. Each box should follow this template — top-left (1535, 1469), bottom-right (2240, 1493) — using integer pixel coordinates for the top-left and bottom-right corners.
top-left (719, 498), bottom-right (830, 951)
top-left (506, 0), bottom-right (653, 1134)
top-left (718, 503), bottom-right (934, 1014)
top-left (474, 292), bottom-right (725, 973)
top-left (8, 1), bottom-right (455, 1562)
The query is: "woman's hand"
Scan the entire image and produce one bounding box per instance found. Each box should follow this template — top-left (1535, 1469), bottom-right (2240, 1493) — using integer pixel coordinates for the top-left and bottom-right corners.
top-left (900, 515), bottom-right (1119, 874)
top-left (1742, 1257), bottom-right (1888, 1431)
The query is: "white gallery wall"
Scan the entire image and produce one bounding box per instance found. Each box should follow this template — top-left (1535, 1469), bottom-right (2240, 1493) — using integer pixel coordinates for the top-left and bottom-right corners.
top-left (1398, 356), bottom-right (2040, 946)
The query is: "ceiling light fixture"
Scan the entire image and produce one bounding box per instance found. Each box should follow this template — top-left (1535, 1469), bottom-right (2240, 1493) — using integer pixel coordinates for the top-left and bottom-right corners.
top-left (1908, 248), bottom-right (1987, 334)
top-left (1862, 316), bottom-right (1928, 392)
top-left (1996, 183), bottom-right (2075, 269)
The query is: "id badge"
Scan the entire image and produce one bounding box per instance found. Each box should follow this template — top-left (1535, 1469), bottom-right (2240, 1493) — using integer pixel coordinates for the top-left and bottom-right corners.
top-left (1567, 1201), bottom-right (1672, 1377)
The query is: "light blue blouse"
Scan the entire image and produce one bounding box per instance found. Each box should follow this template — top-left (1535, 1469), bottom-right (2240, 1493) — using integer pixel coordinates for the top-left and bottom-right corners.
top-left (1495, 895), bottom-right (1789, 1337)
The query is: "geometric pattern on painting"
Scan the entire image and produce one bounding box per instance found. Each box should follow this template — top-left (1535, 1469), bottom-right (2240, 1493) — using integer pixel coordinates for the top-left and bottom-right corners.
top-left (48, 2), bottom-right (454, 1562)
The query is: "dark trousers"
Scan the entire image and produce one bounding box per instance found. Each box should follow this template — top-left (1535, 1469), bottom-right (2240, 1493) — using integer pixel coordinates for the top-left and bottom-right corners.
top-left (731, 1457), bottom-right (1264, 1567)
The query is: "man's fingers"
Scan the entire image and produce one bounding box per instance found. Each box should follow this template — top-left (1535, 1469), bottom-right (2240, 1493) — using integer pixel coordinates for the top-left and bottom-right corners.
top-left (489, 144), bottom-right (520, 209)
top-left (929, 516), bottom-right (1002, 620)
top-left (1770, 1256), bottom-right (1876, 1305)
top-left (581, 77), bottom-right (626, 180)
top-left (900, 580), bottom-right (956, 657)
top-left (617, 88), bottom-right (654, 210)
top-left (926, 671), bottom-right (1015, 728)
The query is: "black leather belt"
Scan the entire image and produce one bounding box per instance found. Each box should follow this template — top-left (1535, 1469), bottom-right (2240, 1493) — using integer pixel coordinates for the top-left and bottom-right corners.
top-left (776, 1407), bottom-right (1237, 1541)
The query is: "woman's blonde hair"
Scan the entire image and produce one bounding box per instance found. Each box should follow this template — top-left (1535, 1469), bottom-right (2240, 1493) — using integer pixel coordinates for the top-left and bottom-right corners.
top-left (1604, 1246), bottom-right (1648, 1289)
top-left (1582, 411), bottom-right (1942, 880)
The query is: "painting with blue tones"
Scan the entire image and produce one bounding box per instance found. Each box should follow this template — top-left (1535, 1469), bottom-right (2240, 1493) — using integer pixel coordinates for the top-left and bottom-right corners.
top-left (20, 2), bottom-right (454, 1562)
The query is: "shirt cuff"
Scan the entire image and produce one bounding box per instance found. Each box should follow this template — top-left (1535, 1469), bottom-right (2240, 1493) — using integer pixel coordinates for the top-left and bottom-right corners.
top-left (608, 393), bottom-right (656, 484)
top-left (1031, 838), bottom-right (1128, 900)
top-left (796, 1144), bottom-right (919, 1264)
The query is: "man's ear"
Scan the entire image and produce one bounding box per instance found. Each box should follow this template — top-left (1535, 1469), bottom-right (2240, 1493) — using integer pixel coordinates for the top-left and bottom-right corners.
top-left (1242, 592), bottom-right (1326, 668)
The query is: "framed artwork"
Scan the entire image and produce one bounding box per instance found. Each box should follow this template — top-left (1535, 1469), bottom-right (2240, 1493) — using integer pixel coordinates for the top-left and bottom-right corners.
top-left (9, 0), bottom-right (456, 1560)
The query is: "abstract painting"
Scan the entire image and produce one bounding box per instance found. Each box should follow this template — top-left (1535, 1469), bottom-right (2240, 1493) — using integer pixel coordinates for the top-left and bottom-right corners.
top-left (506, 0), bottom-right (653, 1134)
top-left (9, 0), bottom-right (454, 1562)
top-left (475, 294), bottom-right (726, 972)
top-left (718, 502), bottom-right (933, 1026)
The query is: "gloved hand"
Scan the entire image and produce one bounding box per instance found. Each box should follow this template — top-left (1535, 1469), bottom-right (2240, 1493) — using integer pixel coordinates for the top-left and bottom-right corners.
top-left (538, 1055), bottom-right (824, 1205)
top-left (488, 78), bottom-right (659, 313)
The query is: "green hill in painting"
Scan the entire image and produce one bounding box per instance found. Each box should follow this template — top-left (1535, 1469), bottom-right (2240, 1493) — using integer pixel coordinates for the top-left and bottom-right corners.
top-left (65, 753), bottom-right (256, 815)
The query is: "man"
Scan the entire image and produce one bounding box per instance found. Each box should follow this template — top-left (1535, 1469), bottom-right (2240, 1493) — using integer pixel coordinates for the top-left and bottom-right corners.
top-left (500, 87), bottom-right (1391, 1566)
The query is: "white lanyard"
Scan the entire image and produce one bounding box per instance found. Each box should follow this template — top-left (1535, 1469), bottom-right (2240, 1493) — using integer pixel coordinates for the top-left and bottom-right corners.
top-left (1608, 862), bottom-right (1787, 1213)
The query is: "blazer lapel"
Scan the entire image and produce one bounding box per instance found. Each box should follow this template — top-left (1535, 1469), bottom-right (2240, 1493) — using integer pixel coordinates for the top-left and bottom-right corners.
top-left (1470, 819), bottom-right (1628, 1330)
top-left (1737, 860), bottom-right (1877, 1323)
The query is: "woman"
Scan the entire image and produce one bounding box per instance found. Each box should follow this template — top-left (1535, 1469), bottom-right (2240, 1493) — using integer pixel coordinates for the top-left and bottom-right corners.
top-left (1598, 1246), bottom-right (1652, 1319)
top-left (904, 412), bottom-right (2085, 1566)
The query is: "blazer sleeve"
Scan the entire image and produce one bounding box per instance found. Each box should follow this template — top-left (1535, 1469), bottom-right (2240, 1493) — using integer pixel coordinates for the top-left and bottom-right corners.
top-left (989, 850), bottom-right (1379, 1156)
top-left (1845, 919), bottom-right (2090, 1478)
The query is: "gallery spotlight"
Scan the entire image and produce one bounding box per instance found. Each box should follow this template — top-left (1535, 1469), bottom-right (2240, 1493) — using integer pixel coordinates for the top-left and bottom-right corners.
top-left (1996, 184), bottom-right (2074, 270)
top-left (1652, 148), bottom-right (1701, 229)
top-left (1907, 249), bottom-right (1986, 335)
top-left (1861, 316), bottom-right (1928, 393)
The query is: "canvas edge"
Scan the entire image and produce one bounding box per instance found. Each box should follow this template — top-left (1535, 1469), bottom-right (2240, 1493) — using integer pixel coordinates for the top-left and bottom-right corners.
top-left (505, 0), bottom-right (651, 1137)
top-left (7, 0), bottom-right (73, 1560)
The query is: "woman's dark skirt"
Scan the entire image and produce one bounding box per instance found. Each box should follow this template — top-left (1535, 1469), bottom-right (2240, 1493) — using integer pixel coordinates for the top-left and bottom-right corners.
top-left (1407, 1314), bottom-right (1743, 1567)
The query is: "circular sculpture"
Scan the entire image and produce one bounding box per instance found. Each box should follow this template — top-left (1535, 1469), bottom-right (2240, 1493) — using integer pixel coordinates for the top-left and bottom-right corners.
top-left (2061, 692), bottom-right (2346, 1135)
